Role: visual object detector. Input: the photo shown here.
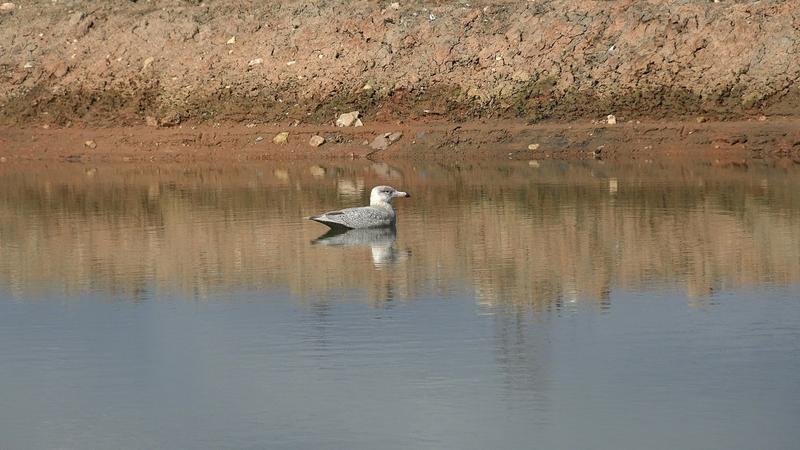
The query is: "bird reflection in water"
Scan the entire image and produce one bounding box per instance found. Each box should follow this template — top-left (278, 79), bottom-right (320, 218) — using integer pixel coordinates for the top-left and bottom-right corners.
top-left (312, 227), bottom-right (410, 268)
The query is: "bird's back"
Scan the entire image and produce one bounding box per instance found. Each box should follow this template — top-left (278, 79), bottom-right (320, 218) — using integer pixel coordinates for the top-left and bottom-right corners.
top-left (308, 206), bottom-right (395, 230)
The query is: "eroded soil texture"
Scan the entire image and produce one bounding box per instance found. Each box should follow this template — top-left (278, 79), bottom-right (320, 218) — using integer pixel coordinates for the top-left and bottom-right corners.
top-left (1, 0), bottom-right (799, 127)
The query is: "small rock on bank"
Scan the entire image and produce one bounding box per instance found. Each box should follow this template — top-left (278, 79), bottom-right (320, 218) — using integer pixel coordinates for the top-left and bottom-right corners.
top-left (336, 111), bottom-right (360, 127)
top-left (159, 112), bottom-right (181, 127)
top-left (309, 135), bottom-right (325, 147)
top-left (142, 57), bottom-right (155, 71)
top-left (369, 132), bottom-right (402, 151)
top-left (273, 132), bottom-right (289, 144)
top-left (0, 3), bottom-right (16, 13)
top-left (607, 114), bottom-right (617, 125)
top-left (84, 140), bottom-right (97, 149)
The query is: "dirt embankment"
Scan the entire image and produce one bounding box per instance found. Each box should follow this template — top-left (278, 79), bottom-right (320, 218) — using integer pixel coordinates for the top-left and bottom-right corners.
top-left (1, 0), bottom-right (799, 128)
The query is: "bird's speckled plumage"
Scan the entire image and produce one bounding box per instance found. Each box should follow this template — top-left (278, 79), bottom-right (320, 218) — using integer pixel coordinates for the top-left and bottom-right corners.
top-left (307, 185), bottom-right (410, 230)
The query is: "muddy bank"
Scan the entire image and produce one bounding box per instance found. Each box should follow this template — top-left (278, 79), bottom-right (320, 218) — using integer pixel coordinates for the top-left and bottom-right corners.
top-left (2, 118), bottom-right (799, 163)
top-left (1, 1), bottom-right (798, 127)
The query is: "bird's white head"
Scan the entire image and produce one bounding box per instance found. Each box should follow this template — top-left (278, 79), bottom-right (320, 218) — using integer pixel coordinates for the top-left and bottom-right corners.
top-left (370, 185), bottom-right (410, 207)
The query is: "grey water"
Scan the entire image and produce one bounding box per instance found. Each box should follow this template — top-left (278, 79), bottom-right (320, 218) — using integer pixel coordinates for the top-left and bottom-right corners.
top-left (1, 160), bottom-right (799, 450)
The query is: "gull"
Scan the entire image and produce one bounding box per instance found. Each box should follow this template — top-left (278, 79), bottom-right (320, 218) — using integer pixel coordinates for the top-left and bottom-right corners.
top-left (307, 185), bottom-right (410, 230)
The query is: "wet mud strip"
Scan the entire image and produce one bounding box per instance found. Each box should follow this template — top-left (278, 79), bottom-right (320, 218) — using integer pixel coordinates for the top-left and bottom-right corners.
top-left (1, 118), bottom-right (799, 164)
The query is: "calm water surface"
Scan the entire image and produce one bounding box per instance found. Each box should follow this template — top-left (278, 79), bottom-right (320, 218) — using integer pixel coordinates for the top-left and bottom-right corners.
top-left (1, 160), bottom-right (799, 450)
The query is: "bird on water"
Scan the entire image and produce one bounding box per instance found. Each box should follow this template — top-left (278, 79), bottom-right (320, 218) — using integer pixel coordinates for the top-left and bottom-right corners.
top-left (307, 185), bottom-right (410, 230)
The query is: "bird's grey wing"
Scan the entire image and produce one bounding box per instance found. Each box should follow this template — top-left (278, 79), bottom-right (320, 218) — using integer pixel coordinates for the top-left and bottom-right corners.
top-left (308, 206), bottom-right (394, 229)
top-left (338, 206), bottom-right (394, 229)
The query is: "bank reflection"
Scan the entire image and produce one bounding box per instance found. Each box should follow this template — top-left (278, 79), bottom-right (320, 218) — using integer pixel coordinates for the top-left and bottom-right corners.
top-left (0, 160), bottom-right (798, 308)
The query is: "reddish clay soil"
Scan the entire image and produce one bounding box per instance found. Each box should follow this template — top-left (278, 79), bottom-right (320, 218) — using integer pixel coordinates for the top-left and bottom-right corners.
top-left (1, 117), bottom-right (799, 164)
top-left (1, 0), bottom-right (799, 128)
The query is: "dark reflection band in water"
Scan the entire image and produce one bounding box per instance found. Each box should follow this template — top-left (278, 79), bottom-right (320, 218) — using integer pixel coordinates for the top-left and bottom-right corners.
top-left (0, 160), bottom-right (798, 307)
